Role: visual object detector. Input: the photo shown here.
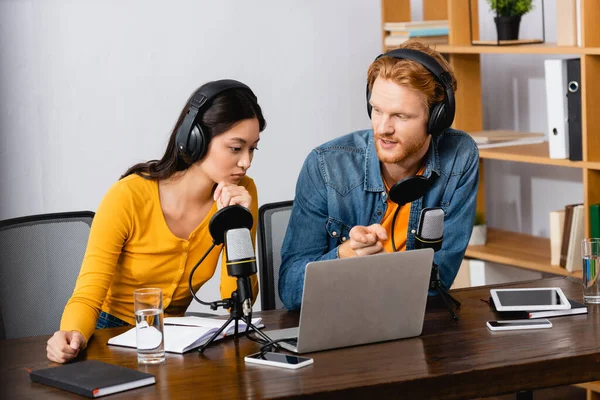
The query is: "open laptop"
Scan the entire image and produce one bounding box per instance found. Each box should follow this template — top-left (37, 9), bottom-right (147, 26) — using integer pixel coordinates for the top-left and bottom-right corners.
top-left (264, 248), bottom-right (434, 353)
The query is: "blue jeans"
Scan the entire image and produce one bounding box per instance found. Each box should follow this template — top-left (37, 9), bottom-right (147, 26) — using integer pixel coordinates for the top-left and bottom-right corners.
top-left (95, 311), bottom-right (130, 329)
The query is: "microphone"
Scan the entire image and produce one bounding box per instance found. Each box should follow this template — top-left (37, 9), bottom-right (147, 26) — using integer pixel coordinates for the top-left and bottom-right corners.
top-left (224, 227), bottom-right (257, 316)
top-left (388, 175), bottom-right (433, 252)
top-left (414, 207), bottom-right (461, 319)
top-left (209, 205), bottom-right (253, 245)
top-left (189, 204), bottom-right (276, 353)
top-left (414, 207), bottom-right (444, 252)
top-left (188, 205), bottom-right (256, 313)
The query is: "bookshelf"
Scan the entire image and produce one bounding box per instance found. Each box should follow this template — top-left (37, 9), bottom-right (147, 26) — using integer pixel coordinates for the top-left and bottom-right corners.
top-left (380, 0), bottom-right (600, 280)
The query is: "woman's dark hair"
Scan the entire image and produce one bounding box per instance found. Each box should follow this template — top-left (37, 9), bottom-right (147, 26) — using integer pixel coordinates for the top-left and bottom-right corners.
top-left (121, 84), bottom-right (266, 180)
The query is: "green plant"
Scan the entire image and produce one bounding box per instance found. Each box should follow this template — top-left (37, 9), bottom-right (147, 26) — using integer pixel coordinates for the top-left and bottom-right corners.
top-left (474, 211), bottom-right (486, 226)
top-left (486, 0), bottom-right (534, 17)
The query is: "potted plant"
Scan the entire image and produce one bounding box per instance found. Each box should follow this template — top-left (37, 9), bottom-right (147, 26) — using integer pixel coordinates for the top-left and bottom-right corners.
top-left (486, 0), bottom-right (534, 41)
top-left (468, 211), bottom-right (487, 246)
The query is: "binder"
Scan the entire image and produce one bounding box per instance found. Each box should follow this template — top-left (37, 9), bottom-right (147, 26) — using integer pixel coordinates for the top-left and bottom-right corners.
top-left (544, 59), bottom-right (570, 159)
top-left (566, 58), bottom-right (582, 161)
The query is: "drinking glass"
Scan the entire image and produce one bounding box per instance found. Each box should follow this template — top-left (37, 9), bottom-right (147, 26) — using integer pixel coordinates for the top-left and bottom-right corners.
top-left (133, 288), bottom-right (165, 364)
top-left (582, 238), bottom-right (600, 304)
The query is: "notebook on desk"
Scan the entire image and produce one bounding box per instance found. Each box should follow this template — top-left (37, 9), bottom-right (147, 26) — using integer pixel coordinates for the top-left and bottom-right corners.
top-left (265, 248), bottom-right (434, 353)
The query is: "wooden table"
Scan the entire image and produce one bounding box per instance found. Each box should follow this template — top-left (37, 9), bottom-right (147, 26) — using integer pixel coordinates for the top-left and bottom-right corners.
top-left (2, 277), bottom-right (600, 399)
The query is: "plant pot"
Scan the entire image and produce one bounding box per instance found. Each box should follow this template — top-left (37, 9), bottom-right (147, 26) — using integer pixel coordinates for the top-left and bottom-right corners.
top-left (469, 224), bottom-right (487, 246)
top-left (494, 15), bottom-right (521, 41)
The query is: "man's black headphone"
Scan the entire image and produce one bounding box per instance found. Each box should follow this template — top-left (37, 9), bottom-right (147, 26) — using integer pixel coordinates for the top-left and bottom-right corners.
top-left (366, 48), bottom-right (456, 136)
top-left (176, 79), bottom-right (257, 164)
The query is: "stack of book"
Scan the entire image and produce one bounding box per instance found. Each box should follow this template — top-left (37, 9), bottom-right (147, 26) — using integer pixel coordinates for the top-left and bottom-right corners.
top-left (550, 203), bottom-right (600, 271)
top-left (469, 130), bottom-right (546, 149)
top-left (383, 20), bottom-right (449, 48)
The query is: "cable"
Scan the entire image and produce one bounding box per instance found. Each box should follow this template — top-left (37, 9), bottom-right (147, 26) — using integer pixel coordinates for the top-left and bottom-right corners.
top-left (188, 242), bottom-right (218, 306)
top-left (391, 205), bottom-right (402, 252)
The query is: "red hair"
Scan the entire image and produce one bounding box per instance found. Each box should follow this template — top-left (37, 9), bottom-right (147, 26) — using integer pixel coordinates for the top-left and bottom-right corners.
top-left (367, 40), bottom-right (457, 114)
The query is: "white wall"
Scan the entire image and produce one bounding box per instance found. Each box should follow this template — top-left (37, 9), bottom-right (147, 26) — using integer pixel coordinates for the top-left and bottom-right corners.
top-left (0, 0), bottom-right (380, 312)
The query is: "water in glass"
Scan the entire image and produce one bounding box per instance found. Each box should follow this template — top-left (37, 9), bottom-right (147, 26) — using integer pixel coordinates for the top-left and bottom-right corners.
top-left (135, 308), bottom-right (165, 364)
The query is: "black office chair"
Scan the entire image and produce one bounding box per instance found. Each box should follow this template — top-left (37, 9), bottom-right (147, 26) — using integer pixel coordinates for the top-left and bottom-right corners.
top-left (257, 201), bottom-right (293, 311)
top-left (0, 211), bottom-right (94, 339)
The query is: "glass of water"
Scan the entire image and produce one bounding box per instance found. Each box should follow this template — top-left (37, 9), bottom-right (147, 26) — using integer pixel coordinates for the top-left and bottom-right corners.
top-left (582, 238), bottom-right (600, 304)
top-left (133, 288), bottom-right (165, 364)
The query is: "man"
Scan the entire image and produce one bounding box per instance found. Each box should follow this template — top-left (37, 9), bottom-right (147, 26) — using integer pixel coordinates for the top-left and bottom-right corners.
top-left (278, 41), bottom-right (479, 310)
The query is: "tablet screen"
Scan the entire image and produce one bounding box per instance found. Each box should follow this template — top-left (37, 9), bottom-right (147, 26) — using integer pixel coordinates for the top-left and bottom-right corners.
top-left (495, 289), bottom-right (562, 306)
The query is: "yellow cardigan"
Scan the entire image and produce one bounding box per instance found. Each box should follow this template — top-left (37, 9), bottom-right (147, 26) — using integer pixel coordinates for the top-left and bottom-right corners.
top-left (60, 174), bottom-right (259, 340)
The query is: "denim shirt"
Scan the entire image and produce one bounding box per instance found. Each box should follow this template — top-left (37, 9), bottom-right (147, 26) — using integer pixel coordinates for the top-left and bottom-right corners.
top-left (279, 129), bottom-right (479, 310)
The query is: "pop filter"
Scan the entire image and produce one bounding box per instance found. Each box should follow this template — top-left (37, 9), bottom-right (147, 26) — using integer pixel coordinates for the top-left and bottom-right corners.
top-left (389, 175), bottom-right (432, 206)
top-left (209, 205), bottom-right (253, 245)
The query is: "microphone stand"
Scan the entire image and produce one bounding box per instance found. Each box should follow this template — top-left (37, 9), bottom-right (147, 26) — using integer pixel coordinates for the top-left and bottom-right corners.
top-left (429, 263), bottom-right (461, 320)
top-left (198, 285), bottom-right (273, 353)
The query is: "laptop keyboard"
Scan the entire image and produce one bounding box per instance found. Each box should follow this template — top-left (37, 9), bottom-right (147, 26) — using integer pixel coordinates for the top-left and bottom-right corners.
top-left (284, 338), bottom-right (298, 346)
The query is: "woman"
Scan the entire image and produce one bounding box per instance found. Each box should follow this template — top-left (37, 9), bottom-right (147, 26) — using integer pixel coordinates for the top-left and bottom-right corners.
top-left (46, 80), bottom-right (266, 363)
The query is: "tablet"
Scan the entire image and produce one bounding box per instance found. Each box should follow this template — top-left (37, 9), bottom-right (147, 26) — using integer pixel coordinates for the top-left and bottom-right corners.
top-left (490, 287), bottom-right (571, 311)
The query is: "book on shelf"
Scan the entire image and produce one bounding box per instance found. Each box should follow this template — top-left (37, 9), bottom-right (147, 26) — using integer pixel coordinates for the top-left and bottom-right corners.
top-left (556, 0), bottom-right (578, 47)
top-left (383, 20), bottom-right (448, 32)
top-left (491, 298), bottom-right (587, 319)
top-left (560, 204), bottom-right (579, 268)
top-left (29, 360), bottom-right (155, 398)
top-left (549, 209), bottom-right (566, 266)
top-left (384, 35), bottom-right (448, 47)
top-left (565, 204), bottom-right (584, 272)
top-left (107, 316), bottom-right (263, 354)
top-left (468, 130), bottom-right (546, 149)
top-left (387, 27), bottom-right (449, 37)
top-left (591, 203), bottom-right (600, 238)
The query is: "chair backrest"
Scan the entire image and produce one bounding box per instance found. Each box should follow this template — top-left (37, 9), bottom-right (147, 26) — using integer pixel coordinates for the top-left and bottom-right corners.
top-left (0, 211), bottom-right (94, 339)
top-left (257, 201), bottom-right (293, 311)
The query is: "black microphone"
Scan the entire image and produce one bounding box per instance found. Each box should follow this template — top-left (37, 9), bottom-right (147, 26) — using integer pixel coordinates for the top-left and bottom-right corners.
top-left (414, 207), bottom-right (461, 320)
top-left (388, 175), bottom-right (433, 252)
top-left (188, 205), bottom-right (255, 312)
top-left (224, 227), bottom-right (257, 316)
top-left (191, 205), bottom-right (276, 352)
top-left (414, 207), bottom-right (444, 252)
top-left (209, 205), bottom-right (253, 245)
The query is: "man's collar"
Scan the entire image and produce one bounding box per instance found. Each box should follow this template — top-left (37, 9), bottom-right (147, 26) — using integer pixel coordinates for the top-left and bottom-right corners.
top-left (364, 131), bottom-right (440, 192)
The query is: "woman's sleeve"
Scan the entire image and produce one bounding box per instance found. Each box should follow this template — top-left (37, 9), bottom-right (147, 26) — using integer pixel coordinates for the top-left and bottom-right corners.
top-left (60, 181), bottom-right (133, 341)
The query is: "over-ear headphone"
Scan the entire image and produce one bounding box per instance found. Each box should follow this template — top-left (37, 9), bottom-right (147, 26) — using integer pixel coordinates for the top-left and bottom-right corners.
top-left (176, 79), bottom-right (257, 165)
top-left (366, 48), bottom-right (456, 136)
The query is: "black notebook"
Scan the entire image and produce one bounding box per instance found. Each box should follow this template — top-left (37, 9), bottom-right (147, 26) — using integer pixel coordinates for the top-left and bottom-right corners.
top-left (29, 360), bottom-right (155, 398)
top-left (491, 297), bottom-right (588, 319)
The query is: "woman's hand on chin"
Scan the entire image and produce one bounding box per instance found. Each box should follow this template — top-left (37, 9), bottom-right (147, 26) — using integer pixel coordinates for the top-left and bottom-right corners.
top-left (213, 182), bottom-right (251, 210)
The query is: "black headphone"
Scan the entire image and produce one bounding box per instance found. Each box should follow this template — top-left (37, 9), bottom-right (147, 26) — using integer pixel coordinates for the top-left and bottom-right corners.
top-left (366, 48), bottom-right (456, 136)
top-left (175, 79), bottom-right (257, 165)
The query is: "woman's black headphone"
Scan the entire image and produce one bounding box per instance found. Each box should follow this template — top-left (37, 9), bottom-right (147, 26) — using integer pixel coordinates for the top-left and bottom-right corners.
top-left (175, 79), bottom-right (257, 165)
top-left (366, 48), bottom-right (456, 136)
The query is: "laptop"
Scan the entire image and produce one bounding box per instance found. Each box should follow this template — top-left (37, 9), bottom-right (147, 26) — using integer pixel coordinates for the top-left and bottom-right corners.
top-left (264, 248), bottom-right (434, 353)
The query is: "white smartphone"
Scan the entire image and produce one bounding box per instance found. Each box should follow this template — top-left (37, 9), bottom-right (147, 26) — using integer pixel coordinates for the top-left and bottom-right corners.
top-left (244, 352), bottom-right (314, 370)
top-left (486, 319), bottom-right (552, 331)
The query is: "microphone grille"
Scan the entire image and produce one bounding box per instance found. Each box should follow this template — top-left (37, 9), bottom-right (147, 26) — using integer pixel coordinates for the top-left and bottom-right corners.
top-left (225, 228), bottom-right (255, 261)
top-left (419, 208), bottom-right (444, 240)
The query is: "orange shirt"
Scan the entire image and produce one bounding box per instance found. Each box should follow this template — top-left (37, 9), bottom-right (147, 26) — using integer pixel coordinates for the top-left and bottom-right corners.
top-left (380, 166), bottom-right (425, 252)
top-left (60, 174), bottom-right (259, 340)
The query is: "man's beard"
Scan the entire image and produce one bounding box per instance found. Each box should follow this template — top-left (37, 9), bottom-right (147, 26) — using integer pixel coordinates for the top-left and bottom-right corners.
top-left (374, 134), bottom-right (429, 164)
